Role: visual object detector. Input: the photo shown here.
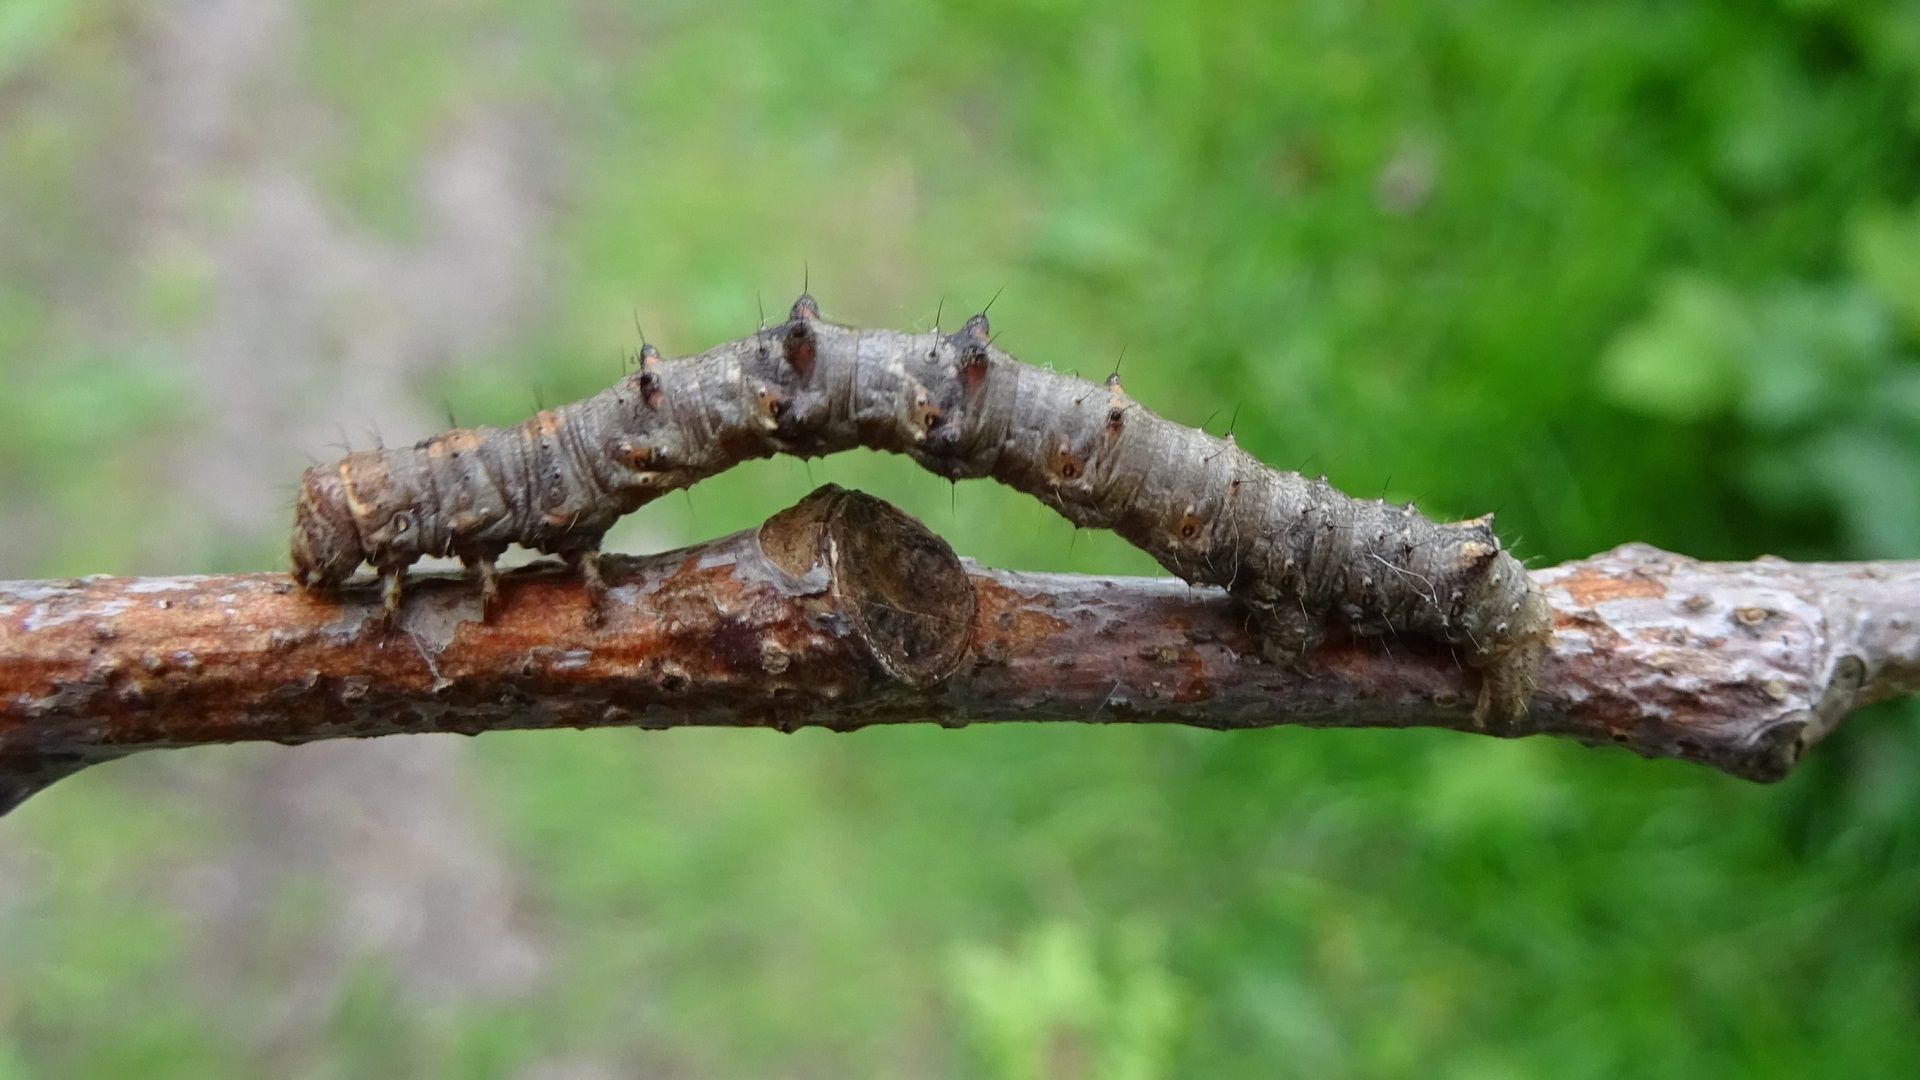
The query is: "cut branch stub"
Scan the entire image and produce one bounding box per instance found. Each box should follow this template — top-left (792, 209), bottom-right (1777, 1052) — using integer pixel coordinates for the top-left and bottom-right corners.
top-left (756, 484), bottom-right (974, 688)
top-left (0, 485), bottom-right (981, 814)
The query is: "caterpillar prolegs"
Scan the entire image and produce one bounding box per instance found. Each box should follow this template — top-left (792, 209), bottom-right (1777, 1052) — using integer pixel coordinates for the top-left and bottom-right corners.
top-left (291, 294), bottom-right (1552, 720)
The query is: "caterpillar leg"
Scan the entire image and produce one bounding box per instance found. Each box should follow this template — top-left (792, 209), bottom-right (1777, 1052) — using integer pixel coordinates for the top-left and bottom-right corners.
top-left (1472, 679), bottom-right (1498, 730)
top-left (461, 551), bottom-right (504, 618)
top-left (566, 546), bottom-right (608, 627)
top-left (1471, 635), bottom-right (1548, 730)
top-left (1249, 602), bottom-right (1325, 676)
top-left (377, 565), bottom-right (406, 629)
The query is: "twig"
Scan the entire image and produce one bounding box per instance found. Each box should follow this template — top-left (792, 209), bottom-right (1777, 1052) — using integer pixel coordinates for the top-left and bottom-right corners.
top-left (3, 486), bottom-right (1916, 814)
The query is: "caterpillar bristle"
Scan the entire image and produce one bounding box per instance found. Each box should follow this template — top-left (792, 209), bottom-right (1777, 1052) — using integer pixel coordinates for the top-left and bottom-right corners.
top-left (782, 307), bottom-right (818, 378)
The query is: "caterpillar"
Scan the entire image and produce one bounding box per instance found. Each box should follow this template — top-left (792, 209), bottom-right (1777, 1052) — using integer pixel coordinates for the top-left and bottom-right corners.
top-left (291, 294), bottom-right (1552, 721)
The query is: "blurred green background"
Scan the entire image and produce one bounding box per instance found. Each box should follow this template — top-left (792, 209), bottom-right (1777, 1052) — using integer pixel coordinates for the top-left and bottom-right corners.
top-left (4, 0), bottom-right (1920, 1075)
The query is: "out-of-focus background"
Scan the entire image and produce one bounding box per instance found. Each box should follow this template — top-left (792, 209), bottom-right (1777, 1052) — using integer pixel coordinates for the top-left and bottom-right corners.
top-left (4, 0), bottom-right (1920, 1075)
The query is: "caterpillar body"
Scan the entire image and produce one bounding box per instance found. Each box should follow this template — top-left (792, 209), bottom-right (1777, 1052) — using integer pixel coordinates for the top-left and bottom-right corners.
top-left (292, 294), bottom-right (1551, 720)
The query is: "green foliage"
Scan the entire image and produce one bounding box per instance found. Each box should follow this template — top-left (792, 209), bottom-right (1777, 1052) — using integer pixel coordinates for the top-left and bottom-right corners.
top-left (5, 0), bottom-right (1920, 1075)
top-left (950, 923), bottom-right (1182, 1080)
top-left (0, 0), bottom-right (79, 84)
top-left (1602, 204), bottom-right (1920, 556)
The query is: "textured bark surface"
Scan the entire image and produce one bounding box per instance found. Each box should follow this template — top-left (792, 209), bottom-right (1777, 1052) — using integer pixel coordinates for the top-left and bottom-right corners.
top-left (291, 298), bottom-right (1549, 718)
top-left (5, 487), bottom-right (1917, 815)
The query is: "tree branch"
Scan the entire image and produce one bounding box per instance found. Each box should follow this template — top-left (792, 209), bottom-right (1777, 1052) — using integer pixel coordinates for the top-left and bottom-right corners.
top-left (3, 486), bottom-right (1916, 813)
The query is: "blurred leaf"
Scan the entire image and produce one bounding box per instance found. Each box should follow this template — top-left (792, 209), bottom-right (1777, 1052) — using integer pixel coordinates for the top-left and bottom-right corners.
top-left (1805, 427), bottom-right (1920, 556)
top-left (1848, 203), bottom-right (1920, 337)
top-left (0, 354), bottom-right (178, 467)
top-left (1740, 449), bottom-right (1830, 518)
top-left (1034, 207), bottom-right (1154, 286)
top-left (1740, 283), bottom-right (1892, 432)
top-left (1874, 365), bottom-right (1920, 432)
top-left (0, 0), bottom-right (78, 83)
top-left (1600, 275), bottom-right (1748, 421)
top-left (0, 1041), bottom-right (29, 1080)
top-left (950, 922), bottom-right (1183, 1080)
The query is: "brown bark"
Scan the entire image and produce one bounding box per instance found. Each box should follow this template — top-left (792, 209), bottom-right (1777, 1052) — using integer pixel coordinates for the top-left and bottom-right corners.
top-left (2, 486), bottom-right (1916, 814)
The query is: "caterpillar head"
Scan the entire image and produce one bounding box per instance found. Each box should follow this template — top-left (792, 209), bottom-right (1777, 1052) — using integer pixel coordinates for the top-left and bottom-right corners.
top-left (291, 466), bottom-right (366, 589)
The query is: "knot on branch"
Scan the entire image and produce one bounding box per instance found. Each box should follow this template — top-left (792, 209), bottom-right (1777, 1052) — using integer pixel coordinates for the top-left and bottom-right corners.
top-left (758, 484), bottom-right (975, 689)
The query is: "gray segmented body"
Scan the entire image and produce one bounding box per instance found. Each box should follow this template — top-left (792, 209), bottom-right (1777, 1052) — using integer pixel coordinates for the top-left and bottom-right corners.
top-left (292, 295), bottom-right (1550, 718)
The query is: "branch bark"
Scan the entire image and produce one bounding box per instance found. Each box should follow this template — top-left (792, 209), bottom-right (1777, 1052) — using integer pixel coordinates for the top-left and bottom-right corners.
top-left (3, 485), bottom-right (1916, 813)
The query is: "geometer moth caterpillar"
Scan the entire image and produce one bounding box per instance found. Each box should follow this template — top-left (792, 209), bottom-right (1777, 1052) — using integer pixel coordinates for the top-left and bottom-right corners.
top-left (292, 294), bottom-right (1552, 721)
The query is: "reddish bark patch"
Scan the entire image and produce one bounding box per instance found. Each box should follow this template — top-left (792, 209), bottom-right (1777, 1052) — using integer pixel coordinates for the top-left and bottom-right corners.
top-left (969, 578), bottom-right (1072, 651)
top-left (1555, 566), bottom-right (1667, 606)
top-left (1172, 649), bottom-right (1212, 704)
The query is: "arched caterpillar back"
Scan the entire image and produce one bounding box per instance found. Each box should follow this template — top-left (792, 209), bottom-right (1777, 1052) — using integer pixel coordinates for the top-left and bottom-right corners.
top-left (292, 294), bottom-right (1552, 720)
